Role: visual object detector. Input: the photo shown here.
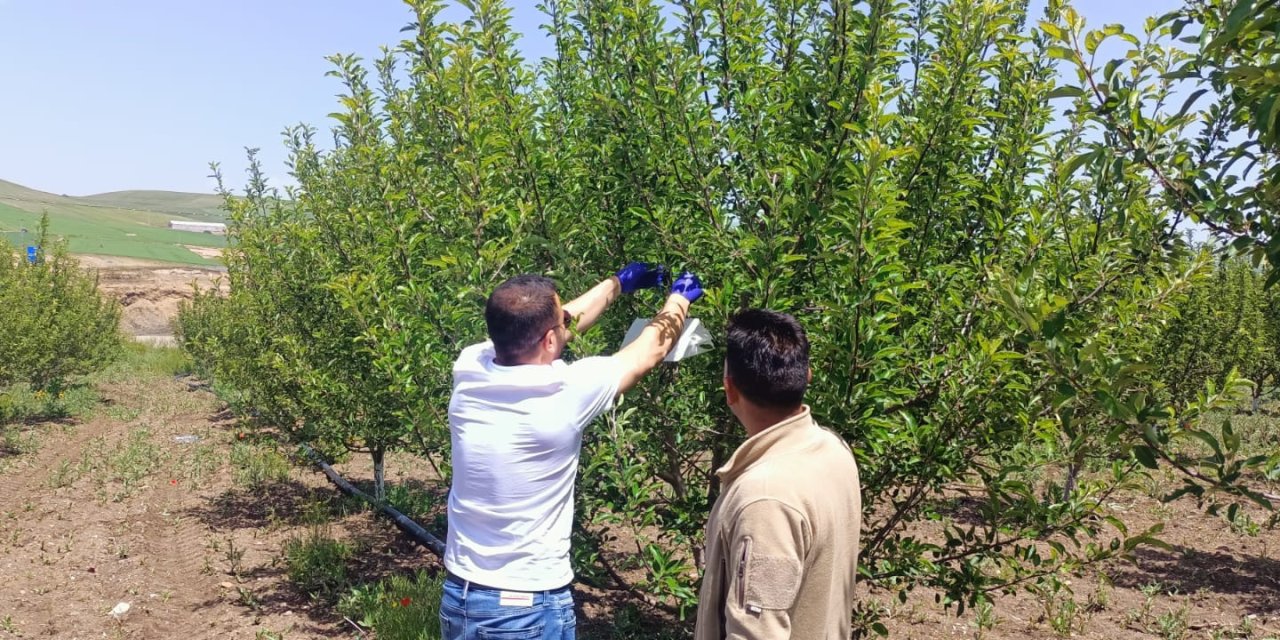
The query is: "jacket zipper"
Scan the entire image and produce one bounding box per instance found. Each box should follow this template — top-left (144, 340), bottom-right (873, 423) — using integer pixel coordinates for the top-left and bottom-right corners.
top-left (736, 537), bottom-right (751, 609)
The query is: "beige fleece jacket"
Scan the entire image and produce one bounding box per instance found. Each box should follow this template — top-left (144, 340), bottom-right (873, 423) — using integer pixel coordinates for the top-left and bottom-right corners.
top-left (694, 407), bottom-right (861, 640)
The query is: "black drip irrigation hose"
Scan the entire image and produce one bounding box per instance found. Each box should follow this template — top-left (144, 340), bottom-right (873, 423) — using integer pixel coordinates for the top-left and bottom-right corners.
top-left (299, 443), bottom-right (446, 558)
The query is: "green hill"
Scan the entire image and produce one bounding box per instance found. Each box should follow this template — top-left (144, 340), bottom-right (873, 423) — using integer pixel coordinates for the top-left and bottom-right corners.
top-left (78, 190), bottom-right (228, 222)
top-left (0, 179), bottom-right (225, 266)
top-left (0, 179), bottom-right (74, 203)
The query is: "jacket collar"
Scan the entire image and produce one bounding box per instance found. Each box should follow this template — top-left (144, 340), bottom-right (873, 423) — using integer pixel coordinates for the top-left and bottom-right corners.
top-left (716, 405), bottom-right (817, 487)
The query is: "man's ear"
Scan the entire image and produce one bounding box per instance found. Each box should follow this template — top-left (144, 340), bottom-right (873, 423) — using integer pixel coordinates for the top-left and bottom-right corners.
top-left (724, 373), bottom-right (739, 406)
top-left (807, 367), bottom-right (813, 383)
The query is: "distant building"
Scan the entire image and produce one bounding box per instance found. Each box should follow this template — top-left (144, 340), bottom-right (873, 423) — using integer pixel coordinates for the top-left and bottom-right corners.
top-left (169, 221), bottom-right (227, 235)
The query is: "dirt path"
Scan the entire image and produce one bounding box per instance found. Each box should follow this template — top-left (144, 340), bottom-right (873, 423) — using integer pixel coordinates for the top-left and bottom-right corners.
top-left (0, 372), bottom-right (433, 639)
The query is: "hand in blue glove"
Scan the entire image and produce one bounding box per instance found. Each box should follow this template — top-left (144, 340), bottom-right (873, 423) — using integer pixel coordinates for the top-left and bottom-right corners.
top-left (615, 262), bottom-right (667, 294)
top-left (670, 271), bottom-right (703, 304)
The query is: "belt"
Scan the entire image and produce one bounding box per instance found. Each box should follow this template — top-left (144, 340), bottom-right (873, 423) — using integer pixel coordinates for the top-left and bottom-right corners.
top-left (445, 570), bottom-right (570, 593)
top-left (446, 570), bottom-right (506, 592)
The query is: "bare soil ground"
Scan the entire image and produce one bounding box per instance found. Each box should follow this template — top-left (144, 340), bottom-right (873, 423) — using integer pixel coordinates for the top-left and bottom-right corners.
top-left (0, 373), bottom-right (433, 639)
top-left (77, 254), bottom-right (227, 341)
top-left (866, 491), bottom-right (1280, 640)
top-left (1, 364), bottom-right (1277, 639)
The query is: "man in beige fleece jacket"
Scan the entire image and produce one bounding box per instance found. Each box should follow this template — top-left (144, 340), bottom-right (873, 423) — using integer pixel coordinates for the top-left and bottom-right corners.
top-left (695, 309), bottom-right (862, 640)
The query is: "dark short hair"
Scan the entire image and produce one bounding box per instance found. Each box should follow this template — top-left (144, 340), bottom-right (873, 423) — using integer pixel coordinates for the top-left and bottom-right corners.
top-left (485, 275), bottom-right (559, 362)
top-left (725, 309), bottom-right (810, 409)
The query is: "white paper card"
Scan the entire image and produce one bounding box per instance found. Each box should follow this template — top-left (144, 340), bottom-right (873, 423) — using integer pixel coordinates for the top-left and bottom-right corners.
top-left (619, 317), bottom-right (714, 362)
top-left (499, 591), bottom-right (534, 607)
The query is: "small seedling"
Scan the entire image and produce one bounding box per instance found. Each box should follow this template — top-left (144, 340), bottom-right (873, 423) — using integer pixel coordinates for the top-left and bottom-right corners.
top-left (236, 587), bottom-right (262, 612)
top-left (972, 599), bottom-right (997, 639)
top-left (1154, 604), bottom-right (1189, 640)
top-left (223, 536), bottom-right (245, 579)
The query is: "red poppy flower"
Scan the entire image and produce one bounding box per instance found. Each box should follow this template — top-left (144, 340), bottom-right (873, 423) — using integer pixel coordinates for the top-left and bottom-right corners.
top-left (400, 597), bottom-right (412, 607)
top-left (170, 479), bottom-right (178, 485)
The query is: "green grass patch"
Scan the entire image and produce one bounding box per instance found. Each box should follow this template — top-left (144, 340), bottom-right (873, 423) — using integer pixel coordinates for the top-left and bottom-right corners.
top-left (110, 428), bottom-right (163, 499)
top-left (54, 429), bottom-right (165, 500)
top-left (0, 200), bottom-right (223, 266)
top-left (0, 383), bottom-right (97, 425)
top-left (108, 342), bottom-right (192, 379)
top-left (282, 525), bottom-right (354, 602)
top-left (1186, 396), bottom-right (1280, 462)
top-left (1, 424), bottom-right (39, 463)
top-left (178, 443), bottom-right (223, 488)
top-left (46, 458), bottom-right (79, 489)
top-left (384, 482), bottom-right (439, 520)
top-left (230, 441), bottom-right (292, 490)
top-left (338, 570), bottom-right (444, 640)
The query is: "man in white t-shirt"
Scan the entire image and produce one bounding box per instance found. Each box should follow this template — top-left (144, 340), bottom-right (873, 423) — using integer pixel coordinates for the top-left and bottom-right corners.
top-left (440, 263), bottom-right (704, 640)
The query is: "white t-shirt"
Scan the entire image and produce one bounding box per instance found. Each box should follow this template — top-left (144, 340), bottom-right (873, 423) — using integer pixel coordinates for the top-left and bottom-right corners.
top-left (444, 340), bottom-right (624, 591)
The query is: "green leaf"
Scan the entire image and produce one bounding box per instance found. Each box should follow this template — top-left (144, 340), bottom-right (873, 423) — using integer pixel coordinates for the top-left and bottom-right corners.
top-left (1046, 85), bottom-right (1086, 100)
top-left (1222, 419), bottom-right (1240, 453)
top-left (1040, 21), bottom-right (1066, 41)
top-left (1175, 89), bottom-right (1210, 119)
top-left (1085, 30), bottom-right (1105, 55)
top-left (1104, 57), bottom-right (1129, 82)
top-left (1184, 430), bottom-right (1224, 459)
top-left (1047, 46), bottom-right (1077, 62)
top-left (1226, 0), bottom-right (1258, 38)
top-left (1133, 445), bottom-right (1159, 469)
top-left (1059, 149), bottom-right (1099, 179)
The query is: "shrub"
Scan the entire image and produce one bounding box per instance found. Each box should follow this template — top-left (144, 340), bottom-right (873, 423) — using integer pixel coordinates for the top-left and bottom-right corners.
top-left (1157, 255), bottom-right (1279, 410)
top-left (282, 526), bottom-right (353, 601)
top-left (184, 0), bottom-right (1280, 632)
top-left (0, 215), bottom-right (121, 396)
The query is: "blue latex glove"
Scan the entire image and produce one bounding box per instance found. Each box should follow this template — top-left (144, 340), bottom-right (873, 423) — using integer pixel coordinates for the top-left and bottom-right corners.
top-left (615, 262), bottom-right (667, 294)
top-left (670, 271), bottom-right (703, 304)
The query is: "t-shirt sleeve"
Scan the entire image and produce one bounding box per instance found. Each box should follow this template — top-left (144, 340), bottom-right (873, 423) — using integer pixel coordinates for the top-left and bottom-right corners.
top-left (563, 355), bottom-right (626, 427)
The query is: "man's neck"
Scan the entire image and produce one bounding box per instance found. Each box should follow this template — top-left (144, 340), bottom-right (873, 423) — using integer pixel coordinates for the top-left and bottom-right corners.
top-left (495, 351), bottom-right (553, 367)
top-left (741, 404), bottom-right (806, 438)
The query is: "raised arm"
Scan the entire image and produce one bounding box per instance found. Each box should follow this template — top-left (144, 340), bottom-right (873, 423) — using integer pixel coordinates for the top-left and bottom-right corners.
top-left (613, 271), bottom-right (703, 393)
top-left (561, 276), bottom-right (620, 335)
top-left (563, 262), bottom-right (666, 335)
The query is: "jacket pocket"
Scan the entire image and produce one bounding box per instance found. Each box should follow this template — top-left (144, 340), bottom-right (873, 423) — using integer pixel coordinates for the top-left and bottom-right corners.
top-left (744, 553), bottom-right (804, 611)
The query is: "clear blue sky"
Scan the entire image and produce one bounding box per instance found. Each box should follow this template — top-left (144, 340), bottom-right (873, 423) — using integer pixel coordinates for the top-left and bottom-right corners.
top-left (0, 0), bottom-right (1180, 196)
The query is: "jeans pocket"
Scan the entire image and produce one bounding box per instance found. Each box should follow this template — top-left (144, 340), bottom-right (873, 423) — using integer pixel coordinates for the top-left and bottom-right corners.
top-left (557, 593), bottom-right (577, 639)
top-left (560, 612), bottom-right (577, 640)
top-left (439, 611), bottom-right (455, 640)
top-left (476, 623), bottom-right (545, 640)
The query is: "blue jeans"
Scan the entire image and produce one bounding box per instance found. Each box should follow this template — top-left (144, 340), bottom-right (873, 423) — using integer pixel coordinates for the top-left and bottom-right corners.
top-left (439, 573), bottom-right (576, 640)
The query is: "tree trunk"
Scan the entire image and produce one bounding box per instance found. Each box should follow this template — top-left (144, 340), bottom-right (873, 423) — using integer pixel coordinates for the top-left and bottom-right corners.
top-left (372, 446), bottom-right (386, 502)
top-left (1062, 454), bottom-right (1082, 503)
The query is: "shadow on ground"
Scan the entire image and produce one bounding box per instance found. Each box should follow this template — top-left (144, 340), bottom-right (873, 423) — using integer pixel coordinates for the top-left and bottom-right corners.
top-left (183, 476), bottom-right (443, 635)
top-left (1109, 543), bottom-right (1280, 614)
